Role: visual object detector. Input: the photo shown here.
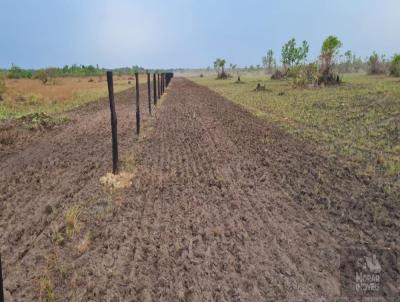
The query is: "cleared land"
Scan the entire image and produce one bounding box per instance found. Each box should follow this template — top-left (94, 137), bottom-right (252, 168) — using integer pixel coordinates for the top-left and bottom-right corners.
top-left (1, 78), bottom-right (398, 301)
top-left (193, 74), bottom-right (400, 186)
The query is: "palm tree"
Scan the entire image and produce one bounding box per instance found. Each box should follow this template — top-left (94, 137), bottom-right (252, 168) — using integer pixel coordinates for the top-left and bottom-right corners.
top-left (214, 58), bottom-right (227, 78)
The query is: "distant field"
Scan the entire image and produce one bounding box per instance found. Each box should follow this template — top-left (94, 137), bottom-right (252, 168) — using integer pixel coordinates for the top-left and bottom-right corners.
top-left (0, 75), bottom-right (145, 120)
top-left (192, 74), bottom-right (400, 182)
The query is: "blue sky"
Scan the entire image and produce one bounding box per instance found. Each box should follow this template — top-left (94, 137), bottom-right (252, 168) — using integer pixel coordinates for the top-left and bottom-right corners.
top-left (0, 0), bottom-right (399, 69)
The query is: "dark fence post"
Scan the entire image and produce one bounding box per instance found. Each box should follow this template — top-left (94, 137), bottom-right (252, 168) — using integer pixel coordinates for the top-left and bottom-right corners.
top-left (0, 254), bottom-right (4, 302)
top-left (147, 72), bottom-right (151, 115)
top-left (160, 73), bottom-right (163, 95)
top-left (135, 72), bottom-right (140, 135)
top-left (166, 72), bottom-right (174, 86)
top-left (106, 71), bottom-right (119, 175)
top-left (153, 73), bottom-right (157, 105)
top-left (158, 73), bottom-right (161, 99)
top-left (162, 73), bottom-right (164, 94)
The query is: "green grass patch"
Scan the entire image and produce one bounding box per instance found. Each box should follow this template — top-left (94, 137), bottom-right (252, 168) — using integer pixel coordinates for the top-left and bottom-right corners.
top-left (192, 74), bottom-right (400, 179)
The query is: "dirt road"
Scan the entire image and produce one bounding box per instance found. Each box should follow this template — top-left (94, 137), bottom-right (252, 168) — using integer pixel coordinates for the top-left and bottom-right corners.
top-left (1, 78), bottom-right (398, 301)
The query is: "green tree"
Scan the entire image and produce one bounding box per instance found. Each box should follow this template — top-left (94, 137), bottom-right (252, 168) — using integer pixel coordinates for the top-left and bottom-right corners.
top-left (281, 38), bottom-right (309, 68)
top-left (320, 36), bottom-right (342, 76)
top-left (7, 64), bottom-right (32, 79)
top-left (344, 50), bottom-right (352, 64)
top-left (390, 54), bottom-right (400, 77)
top-left (368, 51), bottom-right (386, 74)
top-left (262, 49), bottom-right (276, 72)
top-left (213, 58), bottom-right (227, 78)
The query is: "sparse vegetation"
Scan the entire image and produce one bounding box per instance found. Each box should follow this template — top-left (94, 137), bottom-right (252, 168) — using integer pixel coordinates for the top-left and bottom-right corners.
top-left (319, 35), bottom-right (342, 85)
top-left (214, 58), bottom-right (228, 79)
top-left (0, 72), bottom-right (6, 99)
top-left (390, 54), bottom-right (400, 77)
top-left (368, 51), bottom-right (386, 75)
top-left (262, 49), bottom-right (276, 73)
top-left (34, 69), bottom-right (49, 84)
top-left (38, 275), bottom-right (55, 302)
top-left (193, 74), bottom-right (400, 179)
top-left (291, 63), bottom-right (319, 87)
top-left (0, 75), bottom-right (136, 121)
top-left (65, 205), bottom-right (81, 238)
top-left (19, 112), bottom-right (68, 130)
top-left (281, 38), bottom-right (309, 70)
top-left (7, 64), bottom-right (33, 79)
top-left (76, 233), bottom-right (91, 255)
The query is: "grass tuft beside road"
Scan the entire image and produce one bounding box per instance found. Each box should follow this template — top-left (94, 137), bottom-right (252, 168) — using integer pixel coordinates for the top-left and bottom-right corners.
top-left (192, 74), bottom-right (400, 181)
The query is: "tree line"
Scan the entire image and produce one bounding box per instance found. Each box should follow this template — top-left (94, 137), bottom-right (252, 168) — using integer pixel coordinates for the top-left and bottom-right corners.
top-left (0, 64), bottom-right (147, 81)
top-left (213, 35), bottom-right (400, 85)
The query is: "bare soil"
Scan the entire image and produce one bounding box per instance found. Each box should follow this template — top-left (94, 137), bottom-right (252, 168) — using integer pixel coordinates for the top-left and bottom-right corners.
top-left (1, 78), bottom-right (398, 301)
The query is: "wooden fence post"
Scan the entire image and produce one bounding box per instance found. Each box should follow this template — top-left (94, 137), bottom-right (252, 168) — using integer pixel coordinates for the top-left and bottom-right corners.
top-left (106, 71), bottom-right (119, 174)
top-left (160, 73), bottom-right (163, 95)
top-left (0, 254), bottom-right (3, 302)
top-left (158, 73), bottom-right (161, 99)
top-left (161, 73), bottom-right (164, 94)
top-left (135, 72), bottom-right (140, 135)
top-left (153, 73), bottom-right (157, 105)
top-left (147, 73), bottom-right (151, 115)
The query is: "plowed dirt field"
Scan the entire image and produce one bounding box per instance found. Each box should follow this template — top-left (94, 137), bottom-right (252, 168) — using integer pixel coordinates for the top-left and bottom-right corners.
top-left (1, 78), bottom-right (398, 301)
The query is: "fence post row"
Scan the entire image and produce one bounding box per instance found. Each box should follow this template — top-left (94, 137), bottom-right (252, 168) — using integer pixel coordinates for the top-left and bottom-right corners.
top-left (147, 73), bottom-right (151, 115)
top-left (166, 72), bottom-right (174, 87)
top-left (135, 72), bottom-right (140, 135)
top-left (153, 73), bottom-right (157, 105)
top-left (106, 71), bottom-right (119, 175)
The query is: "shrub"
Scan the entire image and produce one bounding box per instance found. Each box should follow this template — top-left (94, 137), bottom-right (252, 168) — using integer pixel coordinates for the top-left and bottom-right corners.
top-left (389, 54), bottom-right (400, 77)
top-left (320, 36), bottom-right (342, 79)
top-left (281, 38), bottom-right (309, 68)
top-left (292, 63), bottom-right (319, 87)
top-left (7, 64), bottom-right (32, 79)
top-left (214, 58), bottom-right (228, 79)
top-left (368, 52), bottom-right (386, 75)
top-left (0, 72), bottom-right (6, 99)
top-left (33, 70), bottom-right (48, 84)
top-left (271, 70), bottom-right (284, 80)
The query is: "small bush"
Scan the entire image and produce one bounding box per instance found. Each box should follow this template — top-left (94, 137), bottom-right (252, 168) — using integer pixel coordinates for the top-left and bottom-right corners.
top-left (7, 64), bottom-right (32, 79)
top-left (0, 72), bottom-right (6, 99)
top-left (33, 70), bottom-right (48, 84)
top-left (368, 52), bottom-right (386, 75)
top-left (291, 64), bottom-right (319, 87)
top-left (271, 70), bottom-right (284, 80)
top-left (389, 54), bottom-right (400, 77)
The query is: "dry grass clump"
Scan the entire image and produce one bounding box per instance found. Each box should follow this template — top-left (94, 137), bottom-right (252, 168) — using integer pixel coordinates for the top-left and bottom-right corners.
top-left (100, 172), bottom-right (134, 190)
top-left (65, 205), bottom-right (81, 238)
top-left (76, 233), bottom-right (91, 255)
